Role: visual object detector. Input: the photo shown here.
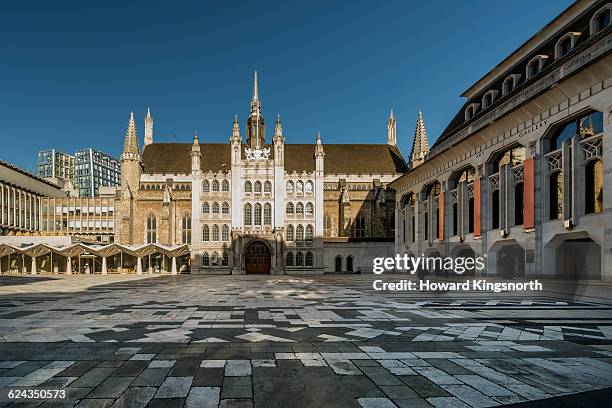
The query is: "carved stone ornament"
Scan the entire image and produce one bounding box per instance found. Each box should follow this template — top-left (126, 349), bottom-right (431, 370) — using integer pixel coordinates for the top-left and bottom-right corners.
top-left (245, 147), bottom-right (270, 160)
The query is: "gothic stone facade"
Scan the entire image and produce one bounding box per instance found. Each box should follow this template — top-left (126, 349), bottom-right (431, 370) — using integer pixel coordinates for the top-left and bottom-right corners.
top-left (390, 0), bottom-right (612, 281)
top-left (114, 75), bottom-right (406, 274)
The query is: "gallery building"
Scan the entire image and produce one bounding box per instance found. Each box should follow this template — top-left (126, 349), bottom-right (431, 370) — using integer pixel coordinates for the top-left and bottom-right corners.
top-left (390, 0), bottom-right (612, 281)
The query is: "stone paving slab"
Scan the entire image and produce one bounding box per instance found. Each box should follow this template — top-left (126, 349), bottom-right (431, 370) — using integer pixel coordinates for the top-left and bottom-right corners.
top-left (0, 275), bottom-right (610, 407)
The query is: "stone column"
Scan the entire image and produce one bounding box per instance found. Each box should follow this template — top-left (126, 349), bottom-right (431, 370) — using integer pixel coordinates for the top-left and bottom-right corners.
top-left (171, 256), bottom-right (177, 275)
top-left (31, 257), bottom-right (36, 275)
top-left (602, 106), bottom-right (612, 282)
top-left (523, 156), bottom-right (536, 231)
top-left (562, 138), bottom-right (572, 224)
top-left (102, 257), bottom-right (107, 274)
top-left (136, 257), bottom-right (142, 274)
top-left (66, 257), bottom-right (72, 274)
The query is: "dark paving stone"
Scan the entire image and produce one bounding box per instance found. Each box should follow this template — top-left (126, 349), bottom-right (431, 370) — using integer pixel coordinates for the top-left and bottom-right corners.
top-left (399, 376), bottom-right (450, 398)
top-left (88, 376), bottom-right (134, 398)
top-left (193, 368), bottom-right (224, 387)
top-left (219, 399), bottom-right (253, 408)
top-left (112, 361), bottom-right (147, 377)
top-left (169, 359), bottom-right (200, 376)
top-left (69, 368), bottom-right (116, 388)
top-left (504, 386), bottom-right (612, 407)
top-left (110, 386), bottom-right (156, 408)
top-left (394, 398), bottom-right (434, 408)
top-left (380, 385), bottom-right (419, 399)
top-left (148, 399), bottom-right (185, 408)
top-left (96, 361), bottom-right (124, 368)
top-left (221, 376), bottom-right (252, 399)
top-left (426, 359), bottom-right (474, 375)
top-left (131, 368), bottom-right (171, 387)
top-left (58, 361), bottom-right (100, 377)
top-left (75, 399), bottom-right (114, 408)
top-left (253, 366), bottom-right (384, 408)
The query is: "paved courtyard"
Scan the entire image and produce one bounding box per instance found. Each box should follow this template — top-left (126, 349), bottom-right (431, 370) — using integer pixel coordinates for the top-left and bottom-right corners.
top-left (0, 274), bottom-right (611, 407)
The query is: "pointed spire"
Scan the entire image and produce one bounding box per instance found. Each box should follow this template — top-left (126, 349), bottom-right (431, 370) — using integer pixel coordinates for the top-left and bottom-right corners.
top-left (193, 130), bottom-right (199, 145)
top-left (232, 114), bottom-right (241, 140)
top-left (387, 109), bottom-right (397, 146)
top-left (274, 114), bottom-right (283, 138)
top-left (144, 108), bottom-right (154, 146)
top-left (316, 131), bottom-right (321, 144)
top-left (250, 70), bottom-right (261, 112)
top-left (410, 110), bottom-right (430, 168)
top-left (122, 112), bottom-right (139, 158)
top-left (253, 71), bottom-right (258, 102)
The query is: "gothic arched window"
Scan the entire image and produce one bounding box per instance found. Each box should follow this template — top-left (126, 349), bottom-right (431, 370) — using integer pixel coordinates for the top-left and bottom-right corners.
top-left (244, 204), bottom-right (252, 226)
top-left (305, 181), bottom-right (313, 194)
top-left (264, 181), bottom-right (272, 193)
top-left (212, 224), bottom-right (220, 241)
top-left (211, 251), bottom-right (219, 267)
top-left (212, 202), bottom-right (220, 214)
top-left (286, 225), bottom-right (294, 241)
top-left (254, 181), bottom-right (262, 194)
top-left (222, 224), bottom-right (230, 241)
top-left (286, 202), bottom-right (294, 215)
top-left (202, 202), bottom-right (210, 214)
top-left (222, 179), bottom-right (230, 192)
top-left (286, 181), bottom-right (294, 194)
top-left (202, 180), bottom-right (210, 193)
top-left (305, 225), bottom-right (313, 242)
top-left (286, 252), bottom-right (294, 267)
top-left (296, 251), bottom-right (304, 267)
top-left (585, 159), bottom-right (604, 214)
top-left (222, 251), bottom-right (229, 266)
top-left (212, 179), bottom-right (220, 192)
top-left (305, 202), bottom-right (314, 216)
top-left (296, 224), bottom-right (304, 241)
top-left (245, 181), bottom-right (252, 193)
top-left (305, 251), bottom-right (313, 267)
top-left (146, 214), bottom-right (157, 243)
top-left (264, 203), bottom-right (272, 225)
top-left (296, 202), bottom-right (304, 215)
top-left (324, 213), bottom-right (332, 237)
top-left (296, 181), bottom-right (304, 194)
top-left (202, 252), bottom-right (210, 267)
top-left (181, 213), bottom-right (191, 244)
top-left (222, 202), bottom-right (230, 214)
top-left (254, 203), bottom-right (262, 225)
top-left (202, 225), bottom-right (210, 241)
top-left (355, 215), bottom-right (365, 237)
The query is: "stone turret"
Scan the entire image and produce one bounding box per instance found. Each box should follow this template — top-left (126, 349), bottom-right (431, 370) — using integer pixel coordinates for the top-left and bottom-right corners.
top-left (120, 112), bottom-right (141, 194)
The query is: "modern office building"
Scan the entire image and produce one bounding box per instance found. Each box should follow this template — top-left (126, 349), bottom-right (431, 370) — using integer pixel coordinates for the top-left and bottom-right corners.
top-left (74, 148), bottom-right (120, 197)
top-left (37, 149), bottom-right (75, 181)
top-left (390, 0), bottom-right (611, 281)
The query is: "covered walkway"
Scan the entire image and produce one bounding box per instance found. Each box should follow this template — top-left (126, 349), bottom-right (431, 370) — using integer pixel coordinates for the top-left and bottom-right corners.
top-left (0, 243), bottom-right (190, 275)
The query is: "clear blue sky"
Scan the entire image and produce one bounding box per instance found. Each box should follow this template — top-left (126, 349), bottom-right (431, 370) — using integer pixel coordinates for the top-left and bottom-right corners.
top-left (0, 0), bottom-right (572, 173)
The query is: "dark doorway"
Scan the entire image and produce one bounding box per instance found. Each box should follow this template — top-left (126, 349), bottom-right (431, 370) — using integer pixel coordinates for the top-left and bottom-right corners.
top-left (245, 242), bottom-right (271, 274)
top-left (497, 244), bottom-right (525, 279)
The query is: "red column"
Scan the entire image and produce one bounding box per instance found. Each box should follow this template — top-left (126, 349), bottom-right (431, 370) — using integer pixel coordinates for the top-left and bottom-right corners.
top-left (523, 157), bottom-right (535, 230)
top-left (474, 177), bottom-right (481, 237)
top-left (438, 191), bottom-right (445, 241)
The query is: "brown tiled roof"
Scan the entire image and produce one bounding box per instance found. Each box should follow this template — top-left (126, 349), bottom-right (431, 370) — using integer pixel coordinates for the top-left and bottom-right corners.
top-left (142, 143), bottom-right (230, 174)
top-left (285, 144), bottom-right (407, 174)
top-left (142, 142), bottom-right (407, 175)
